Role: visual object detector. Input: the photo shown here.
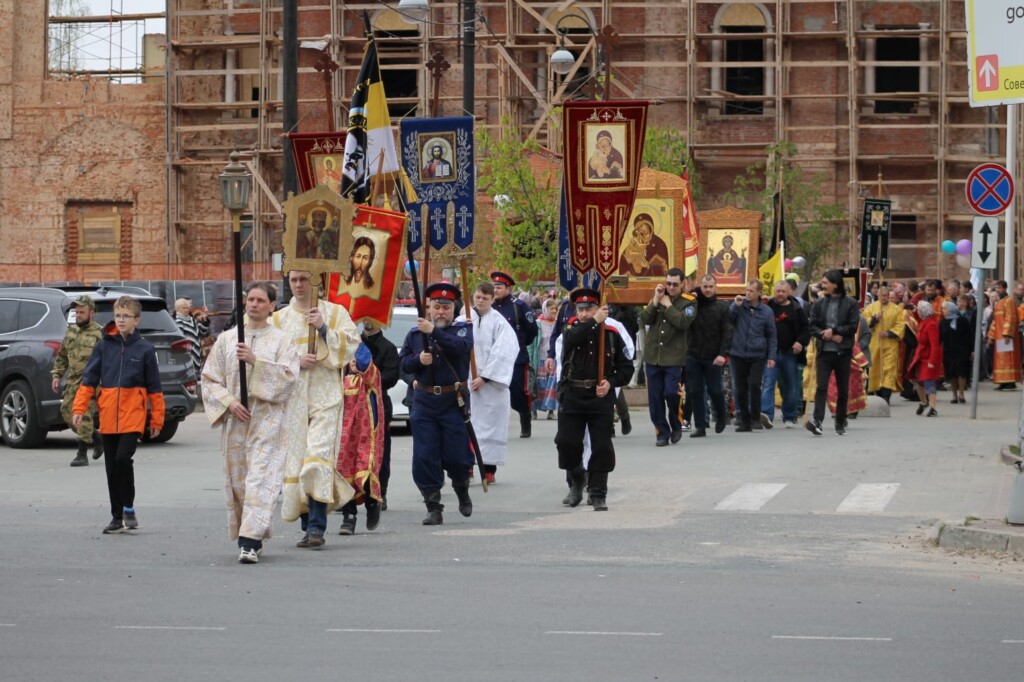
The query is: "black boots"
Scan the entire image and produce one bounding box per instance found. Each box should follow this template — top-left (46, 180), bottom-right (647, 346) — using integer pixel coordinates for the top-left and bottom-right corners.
top-left (519, 411), bottom-right (532, 438)
top-left (70, 442), bottom-right (88, 467)
top-left (421, 489), bottom-right (444, 525)
top-left (91, 431), bottom-right (104, 460)
top-left (588, 471), bottom-right (609, 511)
top-left (567, 466), bottom-right (586, 508)
top-left (452, 479), bottom-right (473, 517)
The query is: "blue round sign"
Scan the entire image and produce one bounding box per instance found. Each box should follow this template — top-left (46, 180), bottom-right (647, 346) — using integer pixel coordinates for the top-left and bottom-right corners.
top-left (966, 163), bottom-right (1015, 216)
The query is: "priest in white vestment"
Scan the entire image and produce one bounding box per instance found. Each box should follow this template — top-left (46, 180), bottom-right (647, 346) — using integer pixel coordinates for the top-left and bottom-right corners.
top-left (271, 270), bottom-right (360, 549)
top-left (202, 281), bottom-right (299, 564)
top-left (457, 282), bottom-right (520, 485)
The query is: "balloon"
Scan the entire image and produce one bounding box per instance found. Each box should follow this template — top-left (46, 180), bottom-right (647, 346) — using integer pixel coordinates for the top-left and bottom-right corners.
top-left (941, 240), bottom-right (956, 254)
top-left (956, 239), bottom-right (972, 255)
top-left (792, 256), bottom-right (806, 268)
top-left (404, 260), bottom-right (419, 276)
top-left (784, 258), bottom-right (793, 269)
top-left (956, 253), bottom-right (971, 268)
top-left (785, 272), bottom-right (800, 285)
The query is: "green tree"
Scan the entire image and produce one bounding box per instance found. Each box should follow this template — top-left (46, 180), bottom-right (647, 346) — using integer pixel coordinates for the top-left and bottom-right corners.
top-left (642, 126), bottom-right (702, 200)
top-left (476, 120), bottom-right (560, 284)
top-left (723, 141), bottom-right (847, 279)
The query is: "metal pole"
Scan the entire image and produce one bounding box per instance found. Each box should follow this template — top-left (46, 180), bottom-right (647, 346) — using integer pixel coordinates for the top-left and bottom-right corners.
top-left (463, 0), bottom-right (475, 118)
top-left (970, 268), bottom-right (987, 419)
top-left (232, 211), bottom-right (249, 409)
top-left (1005, 104), bottom-right (1016, 283)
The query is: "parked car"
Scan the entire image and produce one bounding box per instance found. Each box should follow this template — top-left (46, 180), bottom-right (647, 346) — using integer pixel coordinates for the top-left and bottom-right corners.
top-left (0, 287), bottom-right (197, 448)
top-left (381, 306), bottom-right (418, 425)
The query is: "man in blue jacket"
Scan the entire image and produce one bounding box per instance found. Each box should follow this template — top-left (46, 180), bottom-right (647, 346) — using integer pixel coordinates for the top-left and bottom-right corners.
top-left (729, 279), bottom-right (777, 432)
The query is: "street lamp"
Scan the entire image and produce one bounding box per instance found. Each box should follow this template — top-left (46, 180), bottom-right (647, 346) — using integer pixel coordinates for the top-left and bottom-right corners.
top-left (549, 14), bottom-right (619, 101)
top-left (397, 0), bottom-right (429, 23)
top-left (219, 151), bottom-right (253, 408)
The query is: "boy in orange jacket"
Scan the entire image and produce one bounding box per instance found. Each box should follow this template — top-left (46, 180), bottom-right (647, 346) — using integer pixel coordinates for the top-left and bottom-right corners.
top-left (73, 296), bottom-right (164, 534)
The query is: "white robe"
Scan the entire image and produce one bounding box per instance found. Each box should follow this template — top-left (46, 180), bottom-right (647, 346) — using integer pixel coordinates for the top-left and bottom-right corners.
top-left (270, 299), bottom-right (360, 521)
top-left (458, 308), bottom-right (520, 466)
top-left (202, 325), bottom-right (299, 542)
top-left (555, 316), bottom-right (635, 467)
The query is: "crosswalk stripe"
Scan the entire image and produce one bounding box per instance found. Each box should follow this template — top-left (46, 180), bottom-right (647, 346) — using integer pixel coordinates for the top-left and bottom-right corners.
top-left (714, 483), bottom-right (787, 511)
top-left (836, 483), bottom-right (900, 512)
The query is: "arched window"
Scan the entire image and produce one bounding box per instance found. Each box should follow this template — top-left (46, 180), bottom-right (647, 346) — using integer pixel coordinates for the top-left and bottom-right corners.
top-left (711, 3), bottom-right (774, 116)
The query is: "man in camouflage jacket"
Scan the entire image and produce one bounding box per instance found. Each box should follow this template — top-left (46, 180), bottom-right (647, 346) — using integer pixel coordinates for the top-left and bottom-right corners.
top-left (52, 295), bottom-right (103, 467)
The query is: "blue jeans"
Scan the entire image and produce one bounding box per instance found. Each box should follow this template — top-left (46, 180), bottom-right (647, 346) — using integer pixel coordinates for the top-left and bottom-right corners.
top-left (300, 498), bottom-right (328, 534)
top-left (761, 352), bottom-right (801, 422)
top-left (685, 356), bottom-right (726, 430)
top-left (645, 364), bottom-right (682, 439)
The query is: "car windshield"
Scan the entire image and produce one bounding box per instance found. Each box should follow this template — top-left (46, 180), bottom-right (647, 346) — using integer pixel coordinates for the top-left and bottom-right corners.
top-left (93, 301), bottom-right (180, 334)
top-left (382, 311), bottom-right (417, 348)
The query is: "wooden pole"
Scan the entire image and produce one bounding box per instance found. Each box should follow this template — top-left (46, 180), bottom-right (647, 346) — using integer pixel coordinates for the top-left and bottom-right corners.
top-left (307, 273), bottom-right (322, 356)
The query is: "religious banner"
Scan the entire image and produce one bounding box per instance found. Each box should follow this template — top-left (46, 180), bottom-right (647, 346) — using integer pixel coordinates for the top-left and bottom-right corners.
top-left (557, 183), bottom-right (601, 291)
top-left (859, 198), bottom-right (891, 271)
top-left (282, 185), bottom-right (356, 276)
top-left (680, 172), bottom-right (700, 277)
top-left (288, 131), bottom-right (348, 193)
top-left (327, 203), bottom-right (408, 328)
top-left (562, 100), bottom-right (649, 278)
top-left (399, 116), bottom-right (475, 253)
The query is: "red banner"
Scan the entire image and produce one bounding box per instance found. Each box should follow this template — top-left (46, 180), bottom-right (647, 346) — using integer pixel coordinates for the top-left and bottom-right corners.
top-left (288, 131), bottom-right (348, 193)
top-left (562, 101), bottom-right (649, 278)
top-left (327, 204), bottom-right (407, 328)
top-left (681, 172), bottom-right (700, 277)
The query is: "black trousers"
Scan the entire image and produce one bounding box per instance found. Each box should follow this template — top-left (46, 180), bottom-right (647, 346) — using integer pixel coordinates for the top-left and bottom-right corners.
top-left (101, 432), bottom-right (139, 520)
top-left (508, 362), bottom-right (531, 416)
top-left (814, 350), bottom-right (852, 424)
top-left (730, 357), bottom-right (766, 426)
top-left (556, 408), bottom-right (616, 475)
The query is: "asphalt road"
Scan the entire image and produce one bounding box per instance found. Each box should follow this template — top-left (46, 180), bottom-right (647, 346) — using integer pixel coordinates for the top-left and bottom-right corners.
top-left (2, 389), bottom-right (1024, 681)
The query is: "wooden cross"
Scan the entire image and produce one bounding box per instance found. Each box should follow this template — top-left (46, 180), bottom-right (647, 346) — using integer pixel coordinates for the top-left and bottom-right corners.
top-left (596, 25), bottom-right (621, 101)
top-left (314, 49), bottom-right (340, 131)
top-left (426, 51), bottom-right (451, 118)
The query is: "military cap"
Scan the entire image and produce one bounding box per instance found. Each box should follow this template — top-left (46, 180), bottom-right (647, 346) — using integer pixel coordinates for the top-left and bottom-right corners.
top-left (72, 295), bottom-right (95, 310)
top-left (570, 288), bottom-right (601, 308)
top-left (425, 282), bottom-right (460, 303)
top-left (490, 271), bottom-right (515, 288)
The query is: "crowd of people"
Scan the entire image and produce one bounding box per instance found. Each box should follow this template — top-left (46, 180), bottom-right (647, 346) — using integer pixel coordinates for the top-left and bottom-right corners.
top-left (46, 267), bottom-right (1024, 565)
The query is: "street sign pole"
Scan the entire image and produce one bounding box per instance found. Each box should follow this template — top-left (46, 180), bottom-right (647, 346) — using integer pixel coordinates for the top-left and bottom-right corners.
top-left (1006, 104), bottom-right (1017, 283)
top-left (970, 268), bottom-right (987, 420)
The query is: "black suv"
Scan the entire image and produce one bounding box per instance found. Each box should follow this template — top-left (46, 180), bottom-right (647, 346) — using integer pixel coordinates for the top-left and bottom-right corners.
top-left (0, 287), bottom-right (198, 448)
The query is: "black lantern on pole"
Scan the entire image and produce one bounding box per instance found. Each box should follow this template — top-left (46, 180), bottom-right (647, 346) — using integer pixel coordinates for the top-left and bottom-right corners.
top-left (219, 151), bottom-right (253, 408)
top-left (549, 14), bottom-right (619, 102)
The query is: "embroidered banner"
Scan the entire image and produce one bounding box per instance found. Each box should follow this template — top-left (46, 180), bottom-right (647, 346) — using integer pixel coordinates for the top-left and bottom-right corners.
top-left (288, 132), bottom-right (348, 193)
top-left (327, 204), bottom-right (408, 328)
top-left (399, 116), bottom-right (475, 253)
top-left (680, 172), bottom-right (700, 277)
top-left (557, 182), bottom-right (601, 291)
top-left (562, 100), bottom-right (649, 278)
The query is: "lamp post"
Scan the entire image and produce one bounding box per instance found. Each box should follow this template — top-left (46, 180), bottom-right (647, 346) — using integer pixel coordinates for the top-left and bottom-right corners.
top-left (549, 14), bottom-right (619, 102)
top-left (219, 151), bottom-right (253, 408)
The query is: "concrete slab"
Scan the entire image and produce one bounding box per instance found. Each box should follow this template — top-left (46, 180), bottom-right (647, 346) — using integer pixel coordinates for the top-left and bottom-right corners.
top-left (937, 519), bottom-right (1024, 554)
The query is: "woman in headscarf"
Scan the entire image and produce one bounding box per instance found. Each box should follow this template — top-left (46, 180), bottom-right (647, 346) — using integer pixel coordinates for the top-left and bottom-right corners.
top-left (940, 297), bottom-right (974, 404)
top-left (908, 300), bottom-right (943, 417)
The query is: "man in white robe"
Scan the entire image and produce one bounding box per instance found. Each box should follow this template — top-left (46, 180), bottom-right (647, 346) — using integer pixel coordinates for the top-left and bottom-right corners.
top-left (271, 270), bottom-right (360, 549)
top-left (457, 282), bottom-right (520, 485)
top-left (202, 281), bottom-right (299, 564)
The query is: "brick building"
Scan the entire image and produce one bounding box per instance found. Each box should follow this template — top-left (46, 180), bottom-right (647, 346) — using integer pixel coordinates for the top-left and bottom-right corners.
top-left (1, 1), bottom-right (1018, 284)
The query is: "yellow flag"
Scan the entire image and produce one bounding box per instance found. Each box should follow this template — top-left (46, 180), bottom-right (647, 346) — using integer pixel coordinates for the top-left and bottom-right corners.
top-left (759, 246), bottom-right (784, 291)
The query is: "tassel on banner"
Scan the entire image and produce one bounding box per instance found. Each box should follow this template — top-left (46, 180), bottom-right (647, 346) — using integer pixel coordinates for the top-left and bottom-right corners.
top-left (399, 169), bottom-right (419, 204)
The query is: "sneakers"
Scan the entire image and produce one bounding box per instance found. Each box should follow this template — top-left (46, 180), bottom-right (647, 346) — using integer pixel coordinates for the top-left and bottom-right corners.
top-left (916, 404), bottom-right (927, 415)
top-left (238, 547), bottom-right (259, 564)
top-left (102, 518), bottom-right (126, 534)
top-left (681, 421), bottom-right (691, 433)
top-left (338, 514), bottom-right (356, 535)
top-left (297, 530), bottom-right (325, 548)
top-left (926, 407), bottom-right (938, 417)
top-left (123, 511), bottom-right (139, 530)
top-left (759, 414), bottom-right (773, 430)
top-left (783, 420), bottom-right (796, 429)
top-left (805, 419), bottom-right (823, 436)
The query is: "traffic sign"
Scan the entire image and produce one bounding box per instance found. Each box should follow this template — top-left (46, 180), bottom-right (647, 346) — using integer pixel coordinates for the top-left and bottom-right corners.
top-left (971, 217), bottom-right (999, 269)
top-left (966, 1), bottom-right (1024, 106)
top-left (966, 163), bottom-right (1015, 216)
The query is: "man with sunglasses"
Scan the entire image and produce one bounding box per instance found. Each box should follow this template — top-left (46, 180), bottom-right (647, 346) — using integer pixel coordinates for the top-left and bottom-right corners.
top-left (639, 268), bottom-right (697, 446)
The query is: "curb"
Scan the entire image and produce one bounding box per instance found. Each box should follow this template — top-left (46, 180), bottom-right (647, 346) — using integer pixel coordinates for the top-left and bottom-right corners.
top-left (936, 520), bottom-right (1024, 555)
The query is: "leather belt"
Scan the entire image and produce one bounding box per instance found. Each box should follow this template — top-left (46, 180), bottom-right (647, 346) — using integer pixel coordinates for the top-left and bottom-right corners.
top-left (416, 383), bottom-right (462, 395)
top-left (568, 379), bottom-right (597, 389)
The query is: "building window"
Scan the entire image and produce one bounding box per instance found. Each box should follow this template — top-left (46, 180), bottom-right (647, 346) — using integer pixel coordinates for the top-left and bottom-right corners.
top-left (711, 3), bottom-right (774, 116)
top-left (887, 214), bottom-right (920, 278)
top-left (875, 38), bottom-right (918, 114)
top-left (372, 9), bottom-right (420, 118)
top-left (724, 26), bottom-right (765, 115)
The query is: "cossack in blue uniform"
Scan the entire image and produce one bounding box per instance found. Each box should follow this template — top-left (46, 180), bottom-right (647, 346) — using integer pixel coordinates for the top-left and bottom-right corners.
top-left (490, 271), bottom-right (538, 437)
top-left (399, 282), bottom-right (475, 525)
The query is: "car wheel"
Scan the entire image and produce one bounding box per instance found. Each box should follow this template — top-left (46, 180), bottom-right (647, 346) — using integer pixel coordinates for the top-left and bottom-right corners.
top-left (1, 380), bottom-right (47, 449)
top-left (142, 419), bottom-right (179, 444)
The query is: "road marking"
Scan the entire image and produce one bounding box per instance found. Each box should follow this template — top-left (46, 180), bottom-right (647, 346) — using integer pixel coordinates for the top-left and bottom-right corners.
top-left (326, 629), bottom-right (441, 634)
top-left (115, 626), bottom-right (226, 631)
top-left (0, 624), bottom-right (16, 627)
top-left (836, 483), bottom-right (899, 513)
top-left (773, 635), bottom-right (892, 642)
top-left (546, 631), bottom-right (663, 637)
top-left (714, 483), bottom-right (787, 511)
top-left (1002, 639), bottom-right (1024, 643)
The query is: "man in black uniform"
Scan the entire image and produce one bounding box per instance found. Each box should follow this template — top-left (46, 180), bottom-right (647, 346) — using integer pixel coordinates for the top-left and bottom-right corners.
top-left (490, 271), bottom-right (538, 438)
top-left (555, 288), bottom-right (635, 512)
top-left (399, 283), bottom-right (475, 525)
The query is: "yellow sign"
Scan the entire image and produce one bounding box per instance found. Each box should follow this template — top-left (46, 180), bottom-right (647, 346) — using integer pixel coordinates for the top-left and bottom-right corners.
top-left (966, 1), bottom-right (1024, 106)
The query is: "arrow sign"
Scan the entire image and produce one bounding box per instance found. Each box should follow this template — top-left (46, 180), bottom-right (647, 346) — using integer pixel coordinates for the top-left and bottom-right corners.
top-left (979, 58), bottom-right (997, 90)
top-left (971, 216), bottom-right (999, 270)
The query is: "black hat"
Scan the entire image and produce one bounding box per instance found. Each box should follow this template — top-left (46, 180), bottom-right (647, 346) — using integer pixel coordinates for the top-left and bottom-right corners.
top-left (570, 288), bottom-right (601, 308)
top-left (425, 282), bottom-right (460, 303)
top-left (490, 271), bottom-right (515, 287)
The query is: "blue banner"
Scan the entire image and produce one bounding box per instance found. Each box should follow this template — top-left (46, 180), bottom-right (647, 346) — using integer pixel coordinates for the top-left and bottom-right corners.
top-left (558, 183), bottom-right (601, 291)
top-left (399, 116), bottom-right (475, 252)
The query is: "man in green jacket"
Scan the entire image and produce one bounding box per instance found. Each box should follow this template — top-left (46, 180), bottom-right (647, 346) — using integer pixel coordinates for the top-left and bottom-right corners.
top-left (51, 295), bottom-right (104, 467)
top-left (639, 268), bottom-right (696, 446)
